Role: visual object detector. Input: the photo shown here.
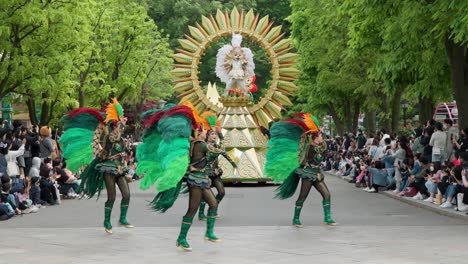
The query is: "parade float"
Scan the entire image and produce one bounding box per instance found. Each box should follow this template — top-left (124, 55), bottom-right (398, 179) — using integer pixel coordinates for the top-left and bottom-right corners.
top-left (172, 8), bottom-right (299, 182)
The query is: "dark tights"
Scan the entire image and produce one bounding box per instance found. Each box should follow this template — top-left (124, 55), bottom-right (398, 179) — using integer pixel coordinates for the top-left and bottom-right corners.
top-left (104, 174), bottom-right (130, 204)
top-left (296, 178), bottom-right (331, 203)
top-left (212, 176), bottom-right (225, 201)
top-left (185, 185), bottom-right (218, 217)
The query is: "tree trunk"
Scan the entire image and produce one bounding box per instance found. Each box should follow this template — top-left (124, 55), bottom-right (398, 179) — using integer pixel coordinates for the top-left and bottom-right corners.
top-left (364, 110), bottom-right (376, 134)
top-left (351, 101), bottom-right (360, 134)
top-left (26, 98), bottom-right (38, 126)
top-left (445, 36), bottom-right (468, 129)
top-left (343, 101), bottom-right (353, 133)
top-left (39, 92), bottom-right (50, 126)
top-left (329, 106), bottom-right (345, 136)
top-left (78, 87), bottom-right (85, 108)
top-left (380, 93), bottom-right (391, 132)
top-left (391, 89), bottom-right (402, 133)
top-left (418, 96), bottom-right (435, 125)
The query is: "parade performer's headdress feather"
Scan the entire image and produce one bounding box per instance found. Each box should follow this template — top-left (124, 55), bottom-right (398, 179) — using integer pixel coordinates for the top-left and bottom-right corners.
top-left (293, 112), bottom-right (320, 133)
top-left (104, 98), bottom-right (124, 124)
top-left (181, 100), bottom-right (202, 129)
top-left (201, 111), bottom-right (220, 131)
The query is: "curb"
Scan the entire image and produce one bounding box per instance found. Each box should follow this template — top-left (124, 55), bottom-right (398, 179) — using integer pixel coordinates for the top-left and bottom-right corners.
top-left (381, 191), bottom-right (468, 222)
top-left (324, 171), bottom-right (468, 222)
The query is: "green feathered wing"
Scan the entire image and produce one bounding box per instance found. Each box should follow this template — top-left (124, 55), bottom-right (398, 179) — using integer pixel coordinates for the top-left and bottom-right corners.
top-left (136, 106), bottom-right (193, 212)
top-left (59, 108), bottom-right (104, 173)
top-left (265, 121), bottom-right (304, 183)
top-left (136, 124), bottom-right (162, 191)
top-left (155, 115), bottom-right (191, 191)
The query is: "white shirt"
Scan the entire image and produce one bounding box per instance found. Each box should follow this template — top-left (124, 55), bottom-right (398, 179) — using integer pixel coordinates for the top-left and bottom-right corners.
top-left (429, 130), bottom-right (447, 151)
top-left (380, 134), bottom-right (390, 147)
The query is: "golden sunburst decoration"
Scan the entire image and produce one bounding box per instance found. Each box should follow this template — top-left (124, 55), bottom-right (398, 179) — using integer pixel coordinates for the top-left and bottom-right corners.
top-left (172, 7), bottom-right (300, 128)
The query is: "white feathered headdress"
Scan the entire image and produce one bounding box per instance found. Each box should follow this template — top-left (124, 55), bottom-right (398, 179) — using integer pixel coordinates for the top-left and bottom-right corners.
top-left (215, 34), bottom-right (255, 84)
top-left (231, 33), bottom-right (243, 47)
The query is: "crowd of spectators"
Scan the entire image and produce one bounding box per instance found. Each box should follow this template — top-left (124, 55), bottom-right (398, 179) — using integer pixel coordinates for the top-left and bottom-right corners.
top-left (323, 118), bottom-right (468, 213)
top-left (0, 121), bottom-right (139, 221)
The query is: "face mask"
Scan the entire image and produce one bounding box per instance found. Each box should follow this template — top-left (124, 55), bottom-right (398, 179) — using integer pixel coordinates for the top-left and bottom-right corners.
top-left (430, 166), bottom-right (434, 172)
top-left (443, 124), bottom-right (447, 130)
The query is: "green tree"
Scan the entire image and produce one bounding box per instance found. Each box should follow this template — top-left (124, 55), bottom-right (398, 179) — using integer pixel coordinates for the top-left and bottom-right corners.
top-left (344, 0), bottom-right (452, 130)
top-left (289, 0), bottom-right (377, 135)
top-left (71, 0), bottom-right (172, 108)
top-left (147, 0), bottom-right (256, 49)
top-left (0, 0), bottom-right (90, 125)
top-left (0, 0), bottom-right (172, 125)
top-left (431, 0), bottom-right (468, 129)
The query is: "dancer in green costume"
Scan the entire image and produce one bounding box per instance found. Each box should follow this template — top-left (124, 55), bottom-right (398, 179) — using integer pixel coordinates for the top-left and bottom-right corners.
top-left (60, 98), bottom-right (133, 235)
top-left (265, 112), bottom-right (337, 227)
top-left (197, 112), bottom-right (237, 221)
top-left (136, 103), bottom-right (224, 251)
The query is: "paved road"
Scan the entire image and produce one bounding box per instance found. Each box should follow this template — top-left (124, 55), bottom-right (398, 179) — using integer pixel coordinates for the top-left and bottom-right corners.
top-left (1, 174), bottom-right (467, 264)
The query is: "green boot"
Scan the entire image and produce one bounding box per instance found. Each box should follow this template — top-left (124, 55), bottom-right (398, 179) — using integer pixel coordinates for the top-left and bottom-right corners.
top-left (104, 202), bottom-right (114, 234)
top-left (205, 210), bottom-right (222, 242)
top-left (198, 202), bottom-right (207, 221)
top-left (119, 200), bottom-right (134, 228)
top-left (293, 201), bottom-right (304, 228)
top-left (176, 216), bottom-right (193, 251)
top-left (323, 199), bottom-right (337, 226)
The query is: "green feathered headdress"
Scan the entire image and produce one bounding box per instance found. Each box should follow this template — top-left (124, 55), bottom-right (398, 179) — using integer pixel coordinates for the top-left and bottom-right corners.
top-left (201, 111), bottom-right (220, 131)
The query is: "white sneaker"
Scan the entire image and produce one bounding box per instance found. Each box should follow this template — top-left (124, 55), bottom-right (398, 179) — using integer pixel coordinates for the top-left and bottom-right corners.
top-left (392, 189), bottom-right (400, 194)
top-left (31, 206), bottom-right (39, 213)
top-left (363, 187), bottom-right (370, 192)
top-left (424, 197), bottom-right (434, 202)
top-left (367, 188), bottom-right (376, 193)
top-left (412, 193), bottom-right (423, 200)
top-left (440, 201), bottom-right (452, 208)
top-left (459, 205), bottom-right (468, 212)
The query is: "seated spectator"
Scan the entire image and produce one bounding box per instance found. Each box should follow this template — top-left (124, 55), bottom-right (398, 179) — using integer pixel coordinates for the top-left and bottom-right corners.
top-left (1, 175), bottom-right (37, 214)
top-left (39, 163), bottom-right (59, 205)
top-left (439, 164), bottom-right (461, 208)
top-left (0, 200), bottom-right (14, 220)
top-left (52, 160), bottom-right (79, 198)
top-left (458, 152), bottom-right (468, 212)
top-left (409, 157), bottom-right (430, 200)
top-left (423, 161), bottom-right (442, 203)
top-left (29, 176), bottom-right (47, 206)
top-left (365, 160), bottom-right (388, 193)
top-left (395, 158), bottom-right (412, 194)
top-left (355, 159), bottom-right (370, 187)
top-left (381, 140), bottom-right (395, 189)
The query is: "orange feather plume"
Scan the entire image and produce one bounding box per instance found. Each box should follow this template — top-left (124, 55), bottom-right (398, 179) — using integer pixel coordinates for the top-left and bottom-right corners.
top-left (303, 113), bottom-right (319, 133)
top-left (104, 98), bottom-right (123, 124)
top-left (181, 100), bottom-right (202, 127)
